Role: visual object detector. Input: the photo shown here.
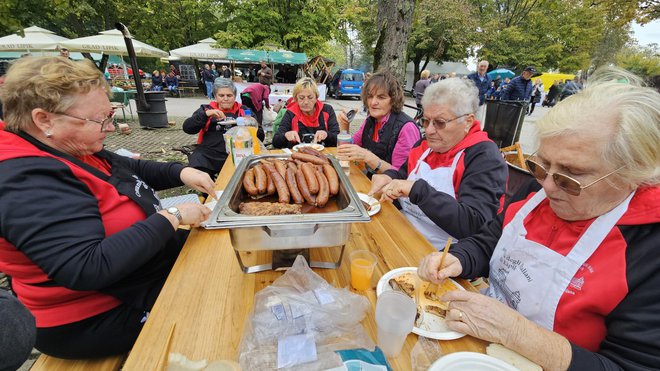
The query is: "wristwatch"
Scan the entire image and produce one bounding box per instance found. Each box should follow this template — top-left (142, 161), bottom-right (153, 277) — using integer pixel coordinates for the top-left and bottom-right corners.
top-left (372, 160), bottom-right (382, 173)
top-left (166, 207), bottom-right (183, 223)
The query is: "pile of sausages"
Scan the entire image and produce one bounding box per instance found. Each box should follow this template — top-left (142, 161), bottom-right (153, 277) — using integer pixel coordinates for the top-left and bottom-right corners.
top-left (242, 148), bottom-right (340, 208)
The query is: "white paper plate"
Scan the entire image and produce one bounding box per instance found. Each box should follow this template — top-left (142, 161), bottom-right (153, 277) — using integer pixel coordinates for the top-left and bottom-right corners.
top-left (376, 267), bottom-right (465, 340)
top-left (357, 193), bottom-right (380, 216)
top-left (292, 143), bottom-right (325, 152)
top-left (428, 352), bottom-right (519, 371)
top-left (201, 190), bottom-right (223, 227)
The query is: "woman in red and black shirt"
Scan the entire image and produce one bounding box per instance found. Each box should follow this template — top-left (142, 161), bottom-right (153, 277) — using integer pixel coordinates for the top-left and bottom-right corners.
top-left (272, 77), bottom-right (339, 148)
top-left (418, 67), bottom-right (660, 371)
top-left (183, 78), bottom-right (250, 179)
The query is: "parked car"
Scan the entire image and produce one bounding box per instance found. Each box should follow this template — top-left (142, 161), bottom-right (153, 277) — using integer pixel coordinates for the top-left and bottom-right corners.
top-left (106, 65), bottom-right (146, 79)
top-left (327, 69), bottom-right (364, 99)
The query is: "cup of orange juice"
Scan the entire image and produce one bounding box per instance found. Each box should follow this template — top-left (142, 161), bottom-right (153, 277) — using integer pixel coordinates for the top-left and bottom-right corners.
top-left (349, 250), bottom-right (377, 291)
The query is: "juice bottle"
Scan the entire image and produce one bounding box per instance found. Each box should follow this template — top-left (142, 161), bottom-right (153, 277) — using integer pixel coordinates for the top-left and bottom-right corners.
top-left (231, 117), bottom-right (253, 167)
top-left (243, 109), bottom-right (260, 154)
top-left (337, 130), bottom-right (352, 175)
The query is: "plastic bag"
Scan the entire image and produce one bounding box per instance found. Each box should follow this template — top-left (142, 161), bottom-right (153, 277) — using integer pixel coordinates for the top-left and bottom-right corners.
top-left (410, 336), bottom-right (444, 371)
top-left (238, 256), bottom-right (375, 370)
top-left (262, 108), bottom-right (276, 125)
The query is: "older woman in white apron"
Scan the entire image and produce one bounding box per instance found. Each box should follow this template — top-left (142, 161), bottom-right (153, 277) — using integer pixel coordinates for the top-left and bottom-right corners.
top-left (369, 78), bottom-right (507, 250)
top-left (418, 67), bottom-right (660, 371)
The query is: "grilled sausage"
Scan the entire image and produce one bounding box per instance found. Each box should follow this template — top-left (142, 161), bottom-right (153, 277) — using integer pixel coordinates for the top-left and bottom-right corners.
top-left (291, 152), bottom-right (327, 165)
top-left (273, 160), bottom-right (287, 178)
top-left (253, 164), bottom-right (268, 194)
top-left (323, 164), bottom-right (339, 195)
top-left (286, 167), bottom-right (304, 204)
top-left (301, 162), bottom-right (319, 194)
top-left (261, 161), bottom-right (290, 203)
top-left (300, 147), bottom-right (329, 163)
top-left (243, 168), bottom-right (259, 196)
top-left (315, 170), bottom-right (330, 207)
top-left (287, 161), bottom-right (298, 172)
top-left (266, 168), bottom-right (276, 195)
top-left (296, 169), bottom-right (316, 205)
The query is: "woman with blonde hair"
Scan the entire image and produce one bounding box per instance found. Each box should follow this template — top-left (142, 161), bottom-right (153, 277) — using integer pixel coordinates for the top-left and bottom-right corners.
top-left (0, 57), bottom-right (214, 358)
top-left (418, 67), bottom-right (660, 370)
top-left (413, 69), bottom-right (431, 108)
top-left (272, 77), bottom-right (339, 148)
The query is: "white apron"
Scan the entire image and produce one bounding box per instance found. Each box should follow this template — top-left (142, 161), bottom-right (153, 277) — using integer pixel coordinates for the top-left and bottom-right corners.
top-left (399, 148), bottom-right (464, 250)
top-left (484, 189), bottom-right (634, 330)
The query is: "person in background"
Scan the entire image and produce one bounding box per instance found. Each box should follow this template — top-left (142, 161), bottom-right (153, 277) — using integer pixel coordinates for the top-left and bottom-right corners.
top-left (418, 67), bottom-right (660, 371)
top-left (466, 60), bottom-right (493, 123)
top-left (430, 73), bottom-right (440, 83)
top-left (560, 76), bottom-right (583, 101)
top-left (0, 56), bottom-right (214, 359)
top-left (369, 77), bottom-right (507, 250)
top-left (273, 77), bottom-right (339, 148)
top-left (169, 64), bottom-right (180, 78)
top-left (528, 78), bottom-right (544, 116)
top-left (210, 64), bottom-right (219, 79)
top-left (240, 80), bottom-right (270, 141)
top-left (543, 80), bottom-right (560, 107)
top-left (0, 289), bottom-right (36, 370)
top-left (500, 66), bottom-right (535, 101)
top-left (258, 60), bottom-right (272, 85)
top-left (413, 70), bottom-right (431, 108)
top-left (485, 81), bottom-right (497, 100)
top-left (58, 47), bottom-right (71, 60)
top-left (151, 70), bottom-right (163, 91)
top-left (222, 65), bottom-right (232, 79)
top-left (183, 78), bottom-right (248, 179)
top-left (337, 69), bottom-right (421, 177)
top-left (165, 72), bottom-right (179, 97)
top-left (201, 64), bottom-right (215, 100)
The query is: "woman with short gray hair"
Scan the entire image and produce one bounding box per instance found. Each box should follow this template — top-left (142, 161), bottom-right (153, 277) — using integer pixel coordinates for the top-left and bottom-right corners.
top-left (369, 77), bottom-right (507, 250)
top-left (183, 78), bottom-right (250, 179)
top-left (418, 67), bottom-right (660, 370)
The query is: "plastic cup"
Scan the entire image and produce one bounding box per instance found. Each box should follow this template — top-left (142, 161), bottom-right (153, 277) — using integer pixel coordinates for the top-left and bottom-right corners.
top-left (349, 250), bottom-right (377, 291)
top-left (375, 290), bottom-right (417, 357)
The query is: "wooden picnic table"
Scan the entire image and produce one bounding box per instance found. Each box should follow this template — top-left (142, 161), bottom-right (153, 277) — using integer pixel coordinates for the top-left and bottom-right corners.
top-left (123, 149), bottom-right (488, 370)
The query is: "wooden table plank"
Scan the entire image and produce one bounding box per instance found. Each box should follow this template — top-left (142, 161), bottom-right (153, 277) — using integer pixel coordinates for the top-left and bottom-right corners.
top-left (123, 150), bottom-right (487, 370)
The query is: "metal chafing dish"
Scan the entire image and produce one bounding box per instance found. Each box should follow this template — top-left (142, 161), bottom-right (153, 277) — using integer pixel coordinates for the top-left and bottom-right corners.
top-left (204, 154), bottom-right (370, 273)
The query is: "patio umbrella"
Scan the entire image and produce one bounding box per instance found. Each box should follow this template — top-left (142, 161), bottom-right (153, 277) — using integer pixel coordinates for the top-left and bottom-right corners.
top-left (487, 68), bottom-right (515, 79)
top-left (169, 38), bottom-right (228, 60)
top-left (0, 26), bottom-right (69, 52)
top-left (60, 29), bottom-right (168, 58)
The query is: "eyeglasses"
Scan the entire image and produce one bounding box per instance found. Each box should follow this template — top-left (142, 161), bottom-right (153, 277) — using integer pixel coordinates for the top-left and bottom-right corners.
top-left (53, 110), bottom-right (116, 132)
top-left (420, 113), bottom-right (469, 130)
top-left (525, 155), bottom-right (623, 196)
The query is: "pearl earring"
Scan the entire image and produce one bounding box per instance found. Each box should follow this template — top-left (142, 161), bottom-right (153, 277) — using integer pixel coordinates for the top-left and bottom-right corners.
top-left (45, 131), bottom-right (52, 138)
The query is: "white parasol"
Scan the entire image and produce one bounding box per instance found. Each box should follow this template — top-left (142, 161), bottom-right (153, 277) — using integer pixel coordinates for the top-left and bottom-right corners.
top-left (0, 26), bottom-right (70, 52)
top-left (60, 29), bottom-right (168, 58)
top-left (169, 38), bottom-right (228, 60)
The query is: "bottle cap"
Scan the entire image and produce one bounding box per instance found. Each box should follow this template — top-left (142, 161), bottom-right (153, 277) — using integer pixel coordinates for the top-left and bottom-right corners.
top-left (244, 109), bottom-right (252, 116)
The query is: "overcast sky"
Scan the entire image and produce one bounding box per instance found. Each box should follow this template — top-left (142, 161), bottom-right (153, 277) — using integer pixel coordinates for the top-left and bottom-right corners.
top-left (632, 20), bottom-right (660, 47)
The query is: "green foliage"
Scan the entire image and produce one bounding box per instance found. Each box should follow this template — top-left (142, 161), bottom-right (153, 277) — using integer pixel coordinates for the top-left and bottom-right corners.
top-left (615, 44), bottom-right (660, 77)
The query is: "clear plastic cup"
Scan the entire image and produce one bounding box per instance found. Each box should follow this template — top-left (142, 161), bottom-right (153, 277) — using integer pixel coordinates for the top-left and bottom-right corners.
top-left (375, 290), bottom-right (416, 357)
top-left (349, 250), bottom-right (377, 291)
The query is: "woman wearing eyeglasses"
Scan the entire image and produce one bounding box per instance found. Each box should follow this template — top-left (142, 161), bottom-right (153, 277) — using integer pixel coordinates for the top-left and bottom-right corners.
top-left (369, 77), bottom-right (507, 250)
top-left (417, 67), bottom-right (660, 370)
top-left (272, 77), bottom-right (339, 148)
top-left (0, 57), bottom-right (215, 358)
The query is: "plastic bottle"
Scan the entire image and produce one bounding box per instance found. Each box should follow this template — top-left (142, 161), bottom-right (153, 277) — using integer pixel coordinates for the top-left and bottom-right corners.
top-left (336, 130), bottom-right (353, 175)
top-left (242, 109), bottom-right (261, 154)
top-left (231, 117), bottom-right (253, 167)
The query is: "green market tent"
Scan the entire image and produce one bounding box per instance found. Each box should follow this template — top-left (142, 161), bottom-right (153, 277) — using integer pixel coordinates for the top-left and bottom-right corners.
top-left (268, 51), bottom-right (307, 64)
top-left (226, 49), bottom-right (268, 63)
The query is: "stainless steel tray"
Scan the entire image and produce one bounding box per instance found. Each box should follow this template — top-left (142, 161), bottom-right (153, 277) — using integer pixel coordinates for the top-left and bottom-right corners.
top-left (204, 154), bottom-right (370, 253)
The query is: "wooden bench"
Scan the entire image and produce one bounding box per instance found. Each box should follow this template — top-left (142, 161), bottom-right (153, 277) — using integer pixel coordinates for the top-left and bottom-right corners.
top-left (177, 86), bottom-right (199, 97)
top-left (31, 353), bottom-right (126, 371)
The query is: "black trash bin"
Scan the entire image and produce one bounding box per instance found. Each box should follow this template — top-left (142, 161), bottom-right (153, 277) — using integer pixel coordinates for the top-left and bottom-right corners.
top-left (137, 91), bottom-right (168, 129)
top-left (483, 100), bottom-right (527, 148)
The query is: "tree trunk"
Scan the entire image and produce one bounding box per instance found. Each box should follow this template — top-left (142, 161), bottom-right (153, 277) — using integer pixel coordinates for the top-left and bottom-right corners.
top-left (412, 56), bottom-right (421, 86)
top-left (373, 0), bottom-right (415, 84)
